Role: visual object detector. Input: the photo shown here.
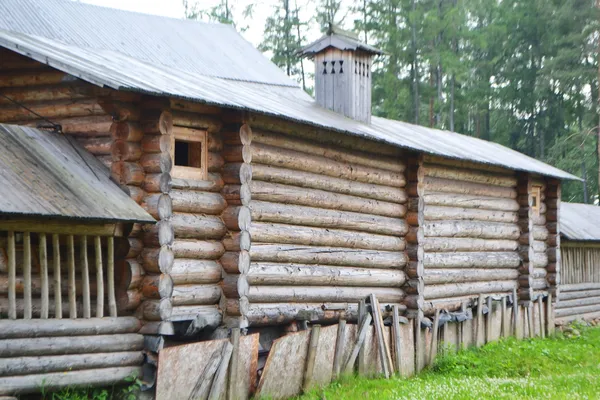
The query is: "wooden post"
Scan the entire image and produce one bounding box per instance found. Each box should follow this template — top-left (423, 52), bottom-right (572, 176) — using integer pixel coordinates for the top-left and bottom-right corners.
top-left (527, 303), bottom-right (534, 338)
top-left (53, 234), bottom-right (62, 319)
top-left (370, 295), bottom-right (392, 378)
top-left (333, 318), bottom-right (347, 379)
top-left (107, 237), bottom-right (117, 317)
top-left (486, 296), bottom-right (493, 343)
top-left (39, 233), bottom-right (49, 319)
top-left (95, 236), bottom-right (104, 318)
top-left (23, 232), bottom-right (32, 319)
top-left (415, 313), bottom-right (424, 372)
top-left (80, 236), bottom-right (91, 319)
top-left (303, 324), bottom-right (321, 391)
top-left (501, 296), bottom-right (508, 338)
top-left (357, 299), bottom-right (367, 375)
top-left (227, 329), bottom-right (240, 400)
top-left (429, 308), bottom-right (440, 366)
top-left (67, 235), bottom-right (77, 319)
top-left (344, 313), bottom-right (372, 373)
top-left (512, 288), bottom-right (519, 337)
top-left (538, 296), bottom-right (545, 339)
top-left (476, 294), bottom-right (484, 347)
top-left (392, 305), bottom-right (402, 376)
top-left (7, 231), bottom-right (16, 320)
top-left (546, 293), bottom-right (555, 336)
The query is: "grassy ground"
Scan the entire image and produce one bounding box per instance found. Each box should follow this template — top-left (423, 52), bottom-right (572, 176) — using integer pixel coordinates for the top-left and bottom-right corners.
top-left (299, 323), bottom-right (600, 400)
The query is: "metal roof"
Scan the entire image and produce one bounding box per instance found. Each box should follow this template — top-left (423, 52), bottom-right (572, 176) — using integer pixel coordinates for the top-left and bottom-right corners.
top-left (300, 28), bottom-right (384, 56)
top-left (560, 202), bottom-right (600, 241)
top-left (0, 124), bottom-right (155, 224)
top-left (0, 0), bottom-right (579, 181)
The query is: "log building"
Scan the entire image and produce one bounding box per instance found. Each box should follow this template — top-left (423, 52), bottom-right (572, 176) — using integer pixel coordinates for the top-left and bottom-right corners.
top-left (556, 202), bottom-right (600, 324)
top-left (0, 0), bottom-right (580, 395)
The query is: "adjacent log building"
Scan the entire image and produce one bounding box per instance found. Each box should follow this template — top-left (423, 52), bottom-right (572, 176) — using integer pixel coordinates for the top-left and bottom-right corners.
top-left (0, 0), bottom-right (581, 395)
top-left (556, 202), bottom-right (600, 324)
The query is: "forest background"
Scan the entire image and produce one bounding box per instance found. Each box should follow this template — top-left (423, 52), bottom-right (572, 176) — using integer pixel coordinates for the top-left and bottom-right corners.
top-left (185, 0), bottom-right (600, 203)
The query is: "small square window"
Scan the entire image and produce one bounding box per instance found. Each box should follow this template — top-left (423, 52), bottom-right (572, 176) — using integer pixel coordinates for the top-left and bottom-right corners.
top-left (171, 128), bottom-right (208, 181)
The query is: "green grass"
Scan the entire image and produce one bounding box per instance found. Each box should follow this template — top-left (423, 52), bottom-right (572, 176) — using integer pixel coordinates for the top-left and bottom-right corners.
top-left (299, 324), bottom-right (600, 400)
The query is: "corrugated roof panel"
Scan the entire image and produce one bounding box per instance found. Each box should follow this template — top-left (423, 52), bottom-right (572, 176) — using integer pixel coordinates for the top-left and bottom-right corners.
top-left (0, 124), bottom-right (155, 224)
top-left (0, 0), bottom-right (296, 87)
top-left (560, 203), bottom-right (600, 241)
top-left (0, 0), bottom-right (580, 181)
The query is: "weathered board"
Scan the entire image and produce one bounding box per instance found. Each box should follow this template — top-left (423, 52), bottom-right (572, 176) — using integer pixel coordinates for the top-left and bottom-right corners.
top-left (234, 333), bottom-right (259, 400)
top-left (308, 325), bottom-right (337, 388)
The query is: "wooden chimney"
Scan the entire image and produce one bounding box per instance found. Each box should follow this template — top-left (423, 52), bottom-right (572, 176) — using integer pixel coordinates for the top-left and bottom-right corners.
top-left (300, 25), bottom-right (383, 124)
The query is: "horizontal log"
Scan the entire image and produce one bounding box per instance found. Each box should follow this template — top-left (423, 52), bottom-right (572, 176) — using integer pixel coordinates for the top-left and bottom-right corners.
top-left (561, 283), bottom-right (600, 292)
top-left (140, 110), bottom-right (172, 135)
top-left (126, 238), bottom-right (143, 258)
top-left (0, 275), bottom-right (98, 296)
top-left (422, 193), bottom-right (519, 211)
top-left (251, 128), bottom-right (404, 172)
top-left (222, 163), bottom-right (253, 185)
top-left (169, 98), bottom-right (222, 115)
top-left (0, 299), bottom-right (95, 319)
top-left (423, 205), bottom-right (518, 224)
top-left (532, 226), bottom-right (549, 241)
top-left (0, 317), bottom-right (141, 340)
top-left (110, 161), bottom-right (144, 185)
top-left (250, 163), bottom-right (406, 204)
top-left (111, 121), bottom-right (143, 142)
top-left (171, 284), bottom-right (221, 306)
top-left (423, 252), bottom-right (521, 269)
top-left (421, 164), bottom-right (517, 187)
top-left (555, 296), bottom-right (600, 310)
top-left (140, 152), bottom-right (172, 174)
top-left (170, 259), bottom-right (222, 285)
top-left (532, 240), bottom-right (547, 253)
top-left (555, 303), bottom-right (600, 318)
top-left (141, 134), bottom-right (172, 154)
top-left (423, 281), bottom-right (518, 300)
top-left (532, 252), bottom-right (548, 268)
top-left (0, 98), bottom-right (105, 122)
top-left (76, 136), bottom-right (112, 155)
top-left (248, 244), bottom-right (406, 269)
top-left (246, 263), bottom-right (407, 287)
top-left (0, 83), bottom-right (97, 106)
top-left (422, 154), bottom-right (512, 174)
top-left (249, 180), bottom-right (406, 218)
top-left (142, 193), bottom-right (172, 220)
top-left (0, 351), bottom-right (143, 377)
top-left (111, 141), bottom-right (142, 162)
top-left (143, 173), bottom-right (171, 194)
top-left (168, 305), bottom-right (222, 326)
top-left (0, 69), bottom-right (66, 88)
top-left (246, 286), bottom-right (404, 303)
top-left (208, 151), bottom-right (225, 172)
top-left (0, 334), bottom-right (144, 357)
top-left (98, 100), bottom-right (140, 121)
top-left (249, 222), bottom-right (405, 251)
top-left (559, 289), bottom-right (600, 301)
top-left (0, 366), bottom-right (142, 396)
top-left (246, 201), bottom-right (408, 236)
top-left (126, 185), bottom-right (145, 204)
top-left (415, 176), bottom-right (516, 199)
top-left (223, 231), bottom-right (251, 252)
top-left (141, 274), bottom-right (174, 300)
top-left (141, 299), bottom-right (173, 321)
top-left (249, 143), bottom-right (405, 187)
top-left (243, 302), bottom-right (406, 326)
top-left (172, 240), bottom-right (224, 260)
top-left (116, 289), bottom-right (142, 311)
top-left (422, 221), bottom-right (520, 240)
top-left (141, 246), bottom-right (174, 274)
top-left (220, 251), bottom-right (250, 274)
top-left (171, 173), bottom-right (224, 192)
top-left (249, 114), bottom-right (403, 156)
top-left (422, 268), bottom-right (519, 284)
top-left (172, 111), bottom-right (222, 132)
top-left (171, 213), bottom-right (227, 240)
top-left (142, 221), bottom-right (174, 247)
top-left (170, 190), bottom-right (227, 214)
top-left (15, 115), bottom-right (113, 136)
top-left (421, 237), bottom-right (518, 252)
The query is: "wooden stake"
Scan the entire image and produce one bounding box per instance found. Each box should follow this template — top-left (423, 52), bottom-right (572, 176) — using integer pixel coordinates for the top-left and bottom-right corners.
top-left (67, 235), bottom-right (77, 319)
top-left (208, 342), bottom-right (234, 400)
top-left (52, 234), bottom-right (62, 319)
top-left (107, 237), bottom-right (117, 317)
top-left (303, 324), bottom-right (321, 391)
top-left (23, 232), bottom-right (32, 320)
top-left (80, 236), bottom-right (91, 319)
top-left (344, 313), bottom-right (372, 373)
top-left (370, 295), bottom-right (391, 378)
top-left (527, 303), bottom-right (534, 338)
top-left (39, 233), bottom-right (49, 319)
top-left (415, 314), bottom-right (423, 372)
top-left (333, 318), bottom-right (347, 379)
top-left (476, 294), bottom-right (484, 347)
top-left (95, 236), bottom-right (104, 318)
top-left (7, 231), bottom-right (16, 320)
top-left (512, 288), bottom-right (519, 337)
top-left (392, 305), bottom-right (402, 376)
top-left (429, 308), bottom-right (440, 366)
top-left (546, 293), bottom-right (555, 336)
top-left (501, 296), bottom-right (508, 338)
top-left (538, 297), bottom-right (545, 339)
top-left (357, 299), bottom-right (367, 375)
top-left (486, 296), bottom-right (493, 343)
top-left (227, 329), bottom-right (240, 400)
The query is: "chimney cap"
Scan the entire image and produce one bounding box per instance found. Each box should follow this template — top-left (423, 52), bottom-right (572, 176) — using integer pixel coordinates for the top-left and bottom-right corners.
top-left (299, 24), bottom-right (384, 58)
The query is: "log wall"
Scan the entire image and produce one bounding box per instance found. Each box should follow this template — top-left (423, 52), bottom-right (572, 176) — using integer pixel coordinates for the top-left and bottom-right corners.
top-left (416, 156), bottom-right (520, 313)
top-left (228, 118), bottom-right (409, 327)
